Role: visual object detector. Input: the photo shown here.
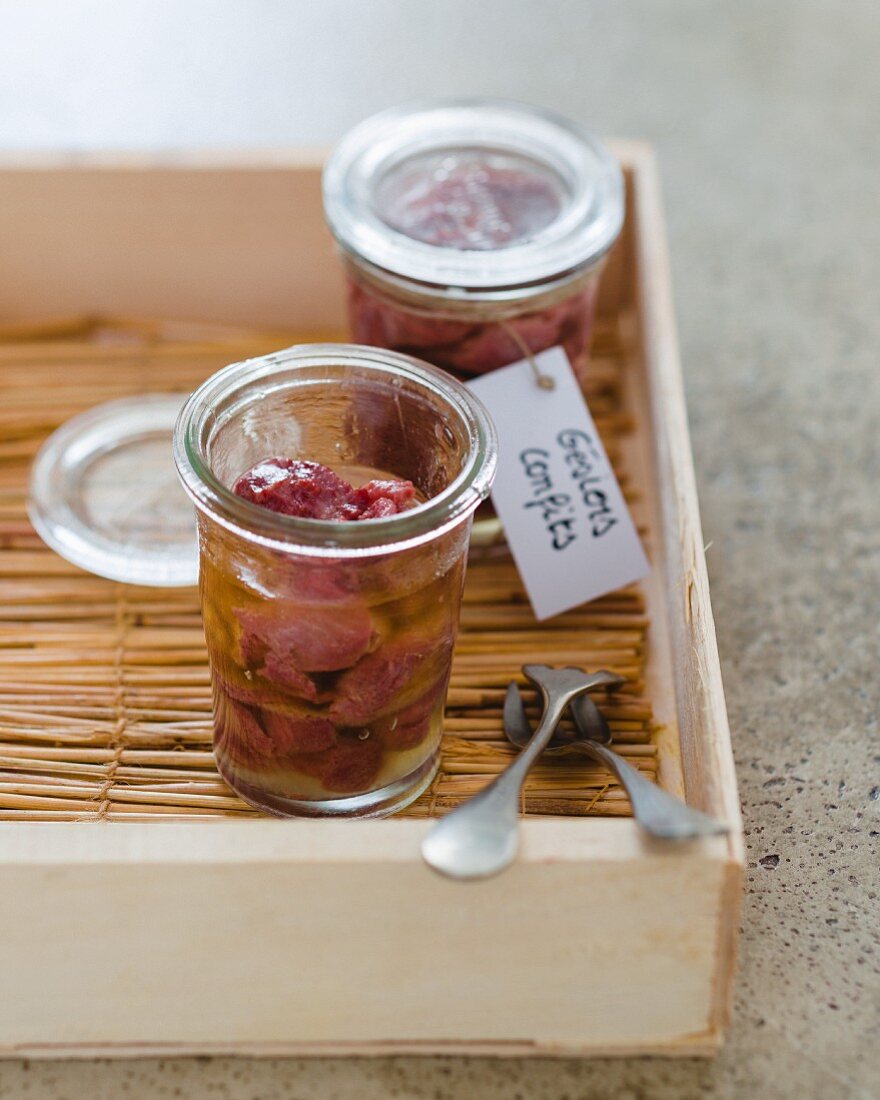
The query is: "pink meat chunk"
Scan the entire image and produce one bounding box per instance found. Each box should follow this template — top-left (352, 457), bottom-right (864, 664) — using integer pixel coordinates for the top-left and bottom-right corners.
top-left (214, 693), bottom-right (276, 767)
top-left (382, 163), bottom-right (561, 251)
top-left (235, 602), bottom-right (376, 675)
top-left (233, 458), bottom-right (417, 521)
top-left (431, 299), bottom-right (580, 375)
top-left (348, 281), bottom-right (475, 348)
top-left (294, 736), bottom-right (383, 794)
top-left (375, 675), bottom-right (448, 750)
top-left (378, 715), bottom-right (431, 752)
top-left (212, 665), bottom-right (307, 709)
top-left (329, 632), bottom-right (452, 727)
top-left (232, 459), bottom-right (352, 519)
top-left (347, 267), bottom-right (599, 379)
top-left (257, 648), bottom-right (320, 702)
top-left (261, 708), bottom-right (337, 755)
top-left (350, 480), bottom-right (418, 520)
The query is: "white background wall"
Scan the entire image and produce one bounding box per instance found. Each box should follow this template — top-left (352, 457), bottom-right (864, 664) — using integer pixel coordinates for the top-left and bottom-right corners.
top-left (0, 0), bottom-right (616, 148)
top-left (0, 0), bottom-right (822, 152)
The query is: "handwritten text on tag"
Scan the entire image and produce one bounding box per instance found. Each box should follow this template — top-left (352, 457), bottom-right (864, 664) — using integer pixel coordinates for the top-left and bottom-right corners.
top-left (468, 347), bottom-right (649, 621)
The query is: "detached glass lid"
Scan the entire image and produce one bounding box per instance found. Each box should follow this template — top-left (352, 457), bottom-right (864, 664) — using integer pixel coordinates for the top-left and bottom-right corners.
top-left (28, 395), bottom-right (199, 587)
top-left (323, 98), bottom-right (625, 291)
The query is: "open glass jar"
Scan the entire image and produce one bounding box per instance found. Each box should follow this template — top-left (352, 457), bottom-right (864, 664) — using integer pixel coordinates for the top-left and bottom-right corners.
top-left (173, 344), bottom-right (497, 818)
top-left (323, 99), bottom-right (625, 385)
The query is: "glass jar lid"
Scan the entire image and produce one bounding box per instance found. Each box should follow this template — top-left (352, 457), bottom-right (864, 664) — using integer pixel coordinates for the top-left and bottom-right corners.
top-left (28, 395), bottom-right (199, 586)
top-left (323, 98), bottom-right (625, 293)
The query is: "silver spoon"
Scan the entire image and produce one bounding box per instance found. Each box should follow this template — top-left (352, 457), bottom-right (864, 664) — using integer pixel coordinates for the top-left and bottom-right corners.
top-left (504, 680), bottom-right (728, 840)
top-left (421, 665), bottom-right (608, 880)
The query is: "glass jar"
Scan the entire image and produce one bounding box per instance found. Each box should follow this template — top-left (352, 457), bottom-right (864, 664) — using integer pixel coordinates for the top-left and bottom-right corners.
top-left (323, 99), bottom-right (625, 386)
top-left (173, 344), bottom-right (497, 818)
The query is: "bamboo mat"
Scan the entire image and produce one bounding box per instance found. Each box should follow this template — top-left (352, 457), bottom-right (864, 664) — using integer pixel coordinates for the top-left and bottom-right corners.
top-left (0, 316), bottom-right (657, 821)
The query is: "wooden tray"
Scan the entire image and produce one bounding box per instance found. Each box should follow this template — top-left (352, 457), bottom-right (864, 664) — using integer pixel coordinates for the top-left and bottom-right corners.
top-left (0, 144), bottom-right (743, 1058)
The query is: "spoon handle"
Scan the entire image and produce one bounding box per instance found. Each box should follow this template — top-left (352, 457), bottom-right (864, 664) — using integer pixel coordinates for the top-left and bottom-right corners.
top-left (578, 740), bottom-right (728, 839)
top-left (421, 695), bottom-right (568, 880)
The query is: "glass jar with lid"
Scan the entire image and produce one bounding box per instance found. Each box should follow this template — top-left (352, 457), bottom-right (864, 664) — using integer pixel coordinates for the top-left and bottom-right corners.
top-left (323, 99), bottom-right (625, 385)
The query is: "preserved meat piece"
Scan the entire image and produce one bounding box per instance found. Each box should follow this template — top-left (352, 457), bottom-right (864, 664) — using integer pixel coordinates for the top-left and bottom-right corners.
top-left (329, 644), bottom-right (422, 727)
top-left (351, 479), bottom-right (419, 519)
top-left (234, 602), bottom-right (377, 674)
top-left (293, 735), bottom-right (383, 795)
top-left (374, 675), bottom-right (449, 751)
top-left (261, 708), bottom-right (337, 755)
top-left (253, 652), bottom-right (320, 701)
top-left (213, 693), bottom-right (276, 768)
top-left (378, 161), bottom-right (563, 250)
top-left (232, 458), bottom-right (416, 520)
top-left (347, 277), bottom-right (599, 381)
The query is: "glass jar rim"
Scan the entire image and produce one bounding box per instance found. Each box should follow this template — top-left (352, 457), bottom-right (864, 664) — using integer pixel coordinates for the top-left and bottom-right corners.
top-left (323, 97), bottom-right (624, 293)
top-left (172, 343), bottom-right (498, 558)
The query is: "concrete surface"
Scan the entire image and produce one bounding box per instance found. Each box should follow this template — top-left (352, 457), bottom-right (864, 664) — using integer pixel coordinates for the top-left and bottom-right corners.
top-left (0, 1), bottom-right (878, 1097)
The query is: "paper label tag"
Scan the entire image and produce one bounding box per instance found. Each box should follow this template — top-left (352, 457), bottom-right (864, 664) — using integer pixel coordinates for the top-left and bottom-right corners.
top-left (468, 347), bottom-right (649, 621)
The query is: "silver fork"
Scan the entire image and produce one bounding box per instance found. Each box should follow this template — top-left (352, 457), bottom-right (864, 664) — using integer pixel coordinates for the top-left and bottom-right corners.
top-left (421, 665), bottom-right (609, 880)
top-left (504, 679), bottom-right (728, 840)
